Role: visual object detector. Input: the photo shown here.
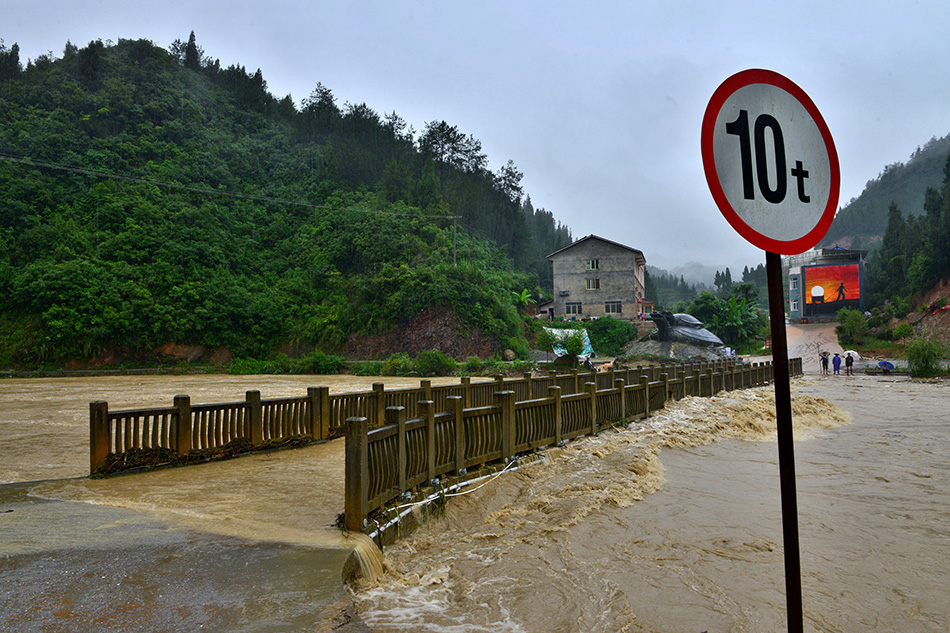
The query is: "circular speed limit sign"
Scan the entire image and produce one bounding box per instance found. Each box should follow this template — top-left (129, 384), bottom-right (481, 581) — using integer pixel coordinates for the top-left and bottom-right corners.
top-left (701, 69), bottom-right (839, 254)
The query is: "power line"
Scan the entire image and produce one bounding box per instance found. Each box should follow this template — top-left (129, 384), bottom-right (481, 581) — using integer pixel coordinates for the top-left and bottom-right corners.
top-left (0, 151), bottom-right (458, 220)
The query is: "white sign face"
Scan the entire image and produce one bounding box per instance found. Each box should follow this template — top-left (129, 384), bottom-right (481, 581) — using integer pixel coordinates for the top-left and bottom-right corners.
top-left (702, 69), bottom-right (839, 254)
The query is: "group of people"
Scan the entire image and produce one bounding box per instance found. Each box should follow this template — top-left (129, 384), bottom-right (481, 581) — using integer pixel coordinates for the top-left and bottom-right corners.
top-left (819, 350), bottom-right (855, 375)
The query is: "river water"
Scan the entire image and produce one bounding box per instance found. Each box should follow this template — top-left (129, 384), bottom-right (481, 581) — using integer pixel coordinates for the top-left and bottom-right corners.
top-left (2, 373), bottom-right (948, 632)
top-left (0, 374), bottom-right (470, 484)
top-left (0, 374), bottom-right (463, 632)
top-left (351, 375), bottom-right (949, 632)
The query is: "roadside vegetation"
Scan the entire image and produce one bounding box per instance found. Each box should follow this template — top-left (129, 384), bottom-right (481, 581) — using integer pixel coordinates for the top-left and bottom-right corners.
top-left (665, 290), bottom-right (769, 354)
top-left (539, 317), bottom-right (639, 357)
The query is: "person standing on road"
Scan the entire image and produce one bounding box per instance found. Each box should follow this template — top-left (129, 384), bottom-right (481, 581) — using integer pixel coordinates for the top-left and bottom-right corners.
top-left (820, 351), bottom-right (829, 375)
top-left (832, 352), bottom-right (841, 375)
top-left (845, 352), bottom-right (854, 376)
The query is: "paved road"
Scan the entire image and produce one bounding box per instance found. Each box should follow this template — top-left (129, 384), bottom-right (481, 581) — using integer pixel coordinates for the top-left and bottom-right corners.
top-left (785, 322), bottom-right (843, 373)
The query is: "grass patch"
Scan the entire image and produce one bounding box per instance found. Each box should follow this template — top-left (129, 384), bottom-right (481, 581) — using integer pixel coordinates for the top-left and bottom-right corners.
top-left (848, 337), bottom-right (907, 358)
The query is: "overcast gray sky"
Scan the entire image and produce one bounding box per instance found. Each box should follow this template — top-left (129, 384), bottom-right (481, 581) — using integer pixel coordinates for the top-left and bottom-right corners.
top-left (4, 1), bottom-right (949, 276)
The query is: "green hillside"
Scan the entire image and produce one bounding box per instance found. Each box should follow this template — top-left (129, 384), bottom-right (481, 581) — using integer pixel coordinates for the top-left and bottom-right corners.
top-left (821, 134), bottom-right (950, 249)
top-left (864, 155), bottom-right (950, 307)
top-left (0, 36), bottom-right (572, 367)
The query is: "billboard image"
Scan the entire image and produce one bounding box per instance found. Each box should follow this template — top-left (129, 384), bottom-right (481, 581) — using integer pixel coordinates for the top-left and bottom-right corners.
top-left (802, 263), bottom-right (861, 316)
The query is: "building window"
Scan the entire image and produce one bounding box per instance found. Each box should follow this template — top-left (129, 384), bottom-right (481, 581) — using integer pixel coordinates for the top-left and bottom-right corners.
top-left (586, 259), bottom-right (600, 270)
top-left (605, 301), bottom-right (622, 314)
top-left (565, 302), bottom-right (582, 315)
top-left (791, 299), bottom-right (800, 312)
top-left (791, 277), bottom-right (799, 290)
top-left (586, 278), bottom-right (601, 290)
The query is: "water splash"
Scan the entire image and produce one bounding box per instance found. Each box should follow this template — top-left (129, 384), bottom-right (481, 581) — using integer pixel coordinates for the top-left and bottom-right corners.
top-left (345, 531), bottom-right (385, 582)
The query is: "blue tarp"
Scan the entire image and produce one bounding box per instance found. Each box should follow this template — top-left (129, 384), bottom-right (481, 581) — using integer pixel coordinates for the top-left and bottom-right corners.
top-left (544, 327), bottom-right (595, 362)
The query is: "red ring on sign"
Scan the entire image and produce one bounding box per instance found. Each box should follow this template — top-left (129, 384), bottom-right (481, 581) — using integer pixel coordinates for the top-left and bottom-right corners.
top-left (701, 69), bottom-right (840, 255)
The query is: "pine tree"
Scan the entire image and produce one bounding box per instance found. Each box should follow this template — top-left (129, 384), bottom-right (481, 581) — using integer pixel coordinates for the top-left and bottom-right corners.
top-left (184, 31), bottom-right (201, 70)
top-left (0, 41), bottom-right (22, 80)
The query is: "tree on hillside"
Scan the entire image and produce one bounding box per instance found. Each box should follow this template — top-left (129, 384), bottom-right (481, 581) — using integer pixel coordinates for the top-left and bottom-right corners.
top-left (741, 263), bottom-right (766, 286)
top-left (648, 269), bottom-right (701, 307)
top-left (419, 120), bottom-right (488, 179)
top-left (821, 134), bottom-right (950, 245)
top-left (675, 291), bottom-right (766, 350)
top-left (713, 267), bottom-right (733, 293)
top-left (867, 156), bottom-right (950, 307)
top-left (495, 160), bottom-right (524, 204)
top-left (76, 39), bottom-right (105, 85)
top-left (0, 36), bottom-right (577, 366)
top-left (0, 41), bottom-right (21, 80)
top-left (299, 82), bottom-right (341, 141)
top-left (184, 31), bottom-right (201, 69)
top-left (867, 202), bottom-right (910, 303)
top-left (644, 268), bottom-right (658, 305)
top-left (728, 282), bottom-right (759, 303)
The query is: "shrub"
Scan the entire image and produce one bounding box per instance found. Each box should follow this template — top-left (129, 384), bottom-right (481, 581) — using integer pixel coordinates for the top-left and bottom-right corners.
top-left (534, 329), bottom-right (555, 354)
top-left (866, 308), bottom-right (887, 329)
top-left (562, 331), bottom-right (586, 366)
top-left (892, 323), bottom-right (914, 340)
top-left (476, 358), bottom-right (504, 375)
top-left (462, 356), bottom-right (484, 374)
top-left (270, 354), bottom-right (295, 373)
top-left (836, 307), bottom-right (868, 345)
top-left (293, 351), bottom-right (345, 374)
top-left (228, 357), bottom-right (270, 375)
top-left (585, 317), bottom-right (639, 356)
top-left (351, 361), bottom-right (383, 376)
top-left (458, 357), bottom-right (516, 377)
top-left (503, 336), bottom-right (529, 360)
top-left (381, 352), bottom-right (415, 376)
top-left (885, 297), bottom-right (912, 320)
top-left (505, 360), bottom-right (536, 375)
top-left (414, 349), bottom-right (458, 377)
top-left (906, 338), bottom-right (946, 378)
top-left (235, 356), bottom-right (290, 374)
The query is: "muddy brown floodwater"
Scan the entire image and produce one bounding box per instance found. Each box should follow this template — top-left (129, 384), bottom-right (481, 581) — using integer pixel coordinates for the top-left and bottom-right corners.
top-left (352, 375), bottom-right (949, 633)
top-left (2, 372), bottom-right (948, 632)
top-left (0, 374), bottom-right (468, 632)
top-left (0, 374), bottom-right (471, 484)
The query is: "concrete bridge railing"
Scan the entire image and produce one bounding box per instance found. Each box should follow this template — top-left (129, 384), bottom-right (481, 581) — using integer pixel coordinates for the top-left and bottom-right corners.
top-left (343, 357), bottom-right (802, 531)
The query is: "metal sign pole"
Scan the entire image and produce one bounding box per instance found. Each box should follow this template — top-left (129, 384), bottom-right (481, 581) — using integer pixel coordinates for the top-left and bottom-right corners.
top-left (766, 249), bottom-right (803, 633)
top-left (703, 70), bottom-right (836, 633)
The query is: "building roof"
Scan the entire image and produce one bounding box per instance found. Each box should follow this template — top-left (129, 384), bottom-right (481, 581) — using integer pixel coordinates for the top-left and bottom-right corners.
top-left (545, 234), bottom-right (646, 263)
top-left (784, 246), bottom-right (868, 271)
top-left (820, 246), bottom-right (868, 259)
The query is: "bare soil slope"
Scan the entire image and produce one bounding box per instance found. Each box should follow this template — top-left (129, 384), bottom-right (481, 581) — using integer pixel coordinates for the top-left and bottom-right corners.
top-left (902, 276), bottom-right (950, 345)
top-left (344, 306), bottom-right (497, 360)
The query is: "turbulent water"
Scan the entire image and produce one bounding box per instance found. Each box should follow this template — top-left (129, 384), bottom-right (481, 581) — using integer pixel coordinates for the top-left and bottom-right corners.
top-left (1, 373), bottom-right (948, 632)
top-left (0, 374), bottom-right (463, 632)
top-left (352, 377), bottom-right (949, 633)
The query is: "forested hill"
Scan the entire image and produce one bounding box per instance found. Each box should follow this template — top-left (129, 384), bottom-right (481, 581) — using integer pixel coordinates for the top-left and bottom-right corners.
top-left (820, 134), bottom-right (950, 249)
top-left (0, 35), bottom-right (572, 366)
